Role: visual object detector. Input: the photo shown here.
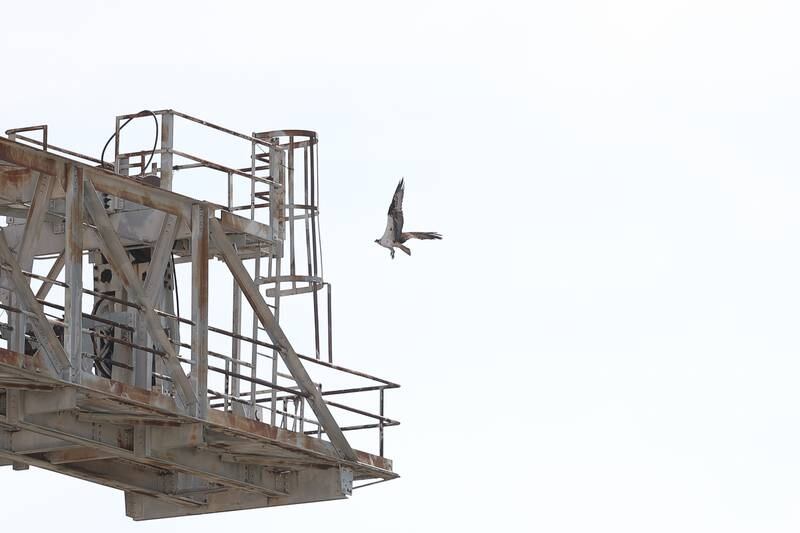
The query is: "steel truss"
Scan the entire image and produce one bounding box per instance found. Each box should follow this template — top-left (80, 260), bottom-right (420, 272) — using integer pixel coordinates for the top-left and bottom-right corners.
top-left (0, 112), bottom-right (397, 520)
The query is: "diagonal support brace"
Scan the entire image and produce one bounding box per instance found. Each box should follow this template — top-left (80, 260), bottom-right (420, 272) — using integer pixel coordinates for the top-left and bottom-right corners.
top-left (133, 212), bottom-right (181, 389)
top-left (82, 178), bottom-right (199, 414)
top-left (0, 230), bottom-right (71, 376)
top-left (208, 217), bottom-right (356, 461)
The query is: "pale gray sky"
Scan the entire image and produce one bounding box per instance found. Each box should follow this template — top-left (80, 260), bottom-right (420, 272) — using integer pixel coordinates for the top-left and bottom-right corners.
top-left (3, 1), bottom-right (800, 531)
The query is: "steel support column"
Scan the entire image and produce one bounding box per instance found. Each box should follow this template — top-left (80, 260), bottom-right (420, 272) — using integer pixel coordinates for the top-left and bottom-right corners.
top-left (64, 166), bottom-right (83, 381)
top-left (191, 203), bottom-right (209, 418)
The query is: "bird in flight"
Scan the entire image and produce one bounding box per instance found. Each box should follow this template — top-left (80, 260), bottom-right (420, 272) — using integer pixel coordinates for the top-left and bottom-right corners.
top-left (375, 178), bottom-right (442, 259)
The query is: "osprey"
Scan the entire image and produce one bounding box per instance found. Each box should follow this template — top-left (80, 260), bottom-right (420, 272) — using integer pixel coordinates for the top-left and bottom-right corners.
top-left (375, 178), bottom-right (442, 259)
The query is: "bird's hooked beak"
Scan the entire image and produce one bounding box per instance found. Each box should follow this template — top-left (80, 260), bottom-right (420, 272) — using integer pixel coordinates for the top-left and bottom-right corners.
top-left (374, 239), bottom-right (380, 244)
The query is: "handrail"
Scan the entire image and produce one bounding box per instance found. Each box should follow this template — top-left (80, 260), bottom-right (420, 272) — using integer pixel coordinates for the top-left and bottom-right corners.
top-left (117, 109), bottom-right (277, 148)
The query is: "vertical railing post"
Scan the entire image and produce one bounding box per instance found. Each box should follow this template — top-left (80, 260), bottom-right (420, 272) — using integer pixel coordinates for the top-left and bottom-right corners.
top-left (250, 138), bottom-right (256, 220)
top-left (379, 388), bottom-right (385, 457)
top-left (191, 203), bottom-right (209, 418)
top-left (309, 139), bottom-right (321, 359)
top-left (327, 283), bottom-right (333, 363)
top-left (224, 358), bottom-right (230, 412)
top-left (288, 137), bottom-right (295, 282)
top-left (251, 249), bottom-right (261, 420)
top-left (113, 117), bottom-right (121, 173)
top-left (160, 111), bottom-right (174, 190)
top-left (269, 144), bottom-right (284, 424)
top-left (227, 171), bottom-right (233, 210)
top-left (231, 280), bottom-right (242, 412)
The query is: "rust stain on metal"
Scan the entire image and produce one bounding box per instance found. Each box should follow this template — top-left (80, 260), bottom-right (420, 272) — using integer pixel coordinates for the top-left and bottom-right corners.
top-left (0, 168), bottom-right (31, 185)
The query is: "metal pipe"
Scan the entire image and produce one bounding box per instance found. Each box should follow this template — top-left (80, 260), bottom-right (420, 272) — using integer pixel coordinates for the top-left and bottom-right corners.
top-left (223, 385), bottom-right (394, 410)
top-left (310, 141), bottom-right (320, 359)
top-left (171, 149), bottom-right (273, 183)
top-left (327, 283), bottom-right (333, 363)
top-left (174, 162), bottom-right (268, 173)
top-left (271, 248), bottom-right (281, 425)
top-left (165, 110), bottom-right (276, 147)
top-left (304, 422), bottom-right (400, 437)
top-left (231, 279), bottom-right (242, 403)
top-left (7, 134), bottom-right (102, 165)
top-left (379, 389), bottom-right (385, 456)
top-left (227, 171), bottom-right (233, 210)
top-left (288, 137), bottom-right (295, 279)
top-left (250, 249), bottom-right (261, 417)
top-left (325, 400), bottom-right (399, 425)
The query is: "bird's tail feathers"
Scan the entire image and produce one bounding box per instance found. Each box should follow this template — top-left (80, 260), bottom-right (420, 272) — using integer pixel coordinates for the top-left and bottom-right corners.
top-left (402, 231), bottom-right (442, 242)
top-left (399, 244), bottom-right (411, 256)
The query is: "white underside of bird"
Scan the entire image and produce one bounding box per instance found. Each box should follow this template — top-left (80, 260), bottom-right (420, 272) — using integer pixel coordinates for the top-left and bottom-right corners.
top-left (375, 178), bottom-right (442, 259)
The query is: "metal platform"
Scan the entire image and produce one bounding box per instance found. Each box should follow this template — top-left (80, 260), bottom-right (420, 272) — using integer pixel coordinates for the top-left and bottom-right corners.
top-left (0, 111), bottom-right (398, 519)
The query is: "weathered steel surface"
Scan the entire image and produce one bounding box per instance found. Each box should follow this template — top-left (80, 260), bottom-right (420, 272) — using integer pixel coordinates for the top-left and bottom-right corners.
top-left (219, 210), bottom-right (272, 242)
top-left (0, 137), bottom-right (197, 219)
top-left (0, 113), bottom-right (397, 519)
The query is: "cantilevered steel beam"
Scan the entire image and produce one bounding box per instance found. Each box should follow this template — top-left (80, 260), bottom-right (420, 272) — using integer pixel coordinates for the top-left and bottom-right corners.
top-left (125, 467), bottom-right (350, 520)
top-left (208, 217), bottom-right (356, 462)
top-left (14, 412), bottom-right (288, 498)
top-left (0, 347), bottom-right (395, 476)
top-left (81, 178), bottom-right (198, 414)
top-left (0, 447), bottom-right (204, 509)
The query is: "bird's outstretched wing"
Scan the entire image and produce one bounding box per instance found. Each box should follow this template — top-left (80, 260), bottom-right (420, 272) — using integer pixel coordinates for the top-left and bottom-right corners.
top-left (380, 215), bottom-right (394, 242)
top-left (385, 178), bottom-right (404, 241)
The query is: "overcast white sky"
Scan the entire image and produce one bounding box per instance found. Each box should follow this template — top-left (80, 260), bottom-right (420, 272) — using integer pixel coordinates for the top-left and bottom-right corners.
top-left (4, 1), bottom-right (800, 531)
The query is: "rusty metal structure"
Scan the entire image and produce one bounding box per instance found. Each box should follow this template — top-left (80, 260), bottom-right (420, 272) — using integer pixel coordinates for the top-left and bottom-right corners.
top-left (0, 110), bottom-right (398, 519)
